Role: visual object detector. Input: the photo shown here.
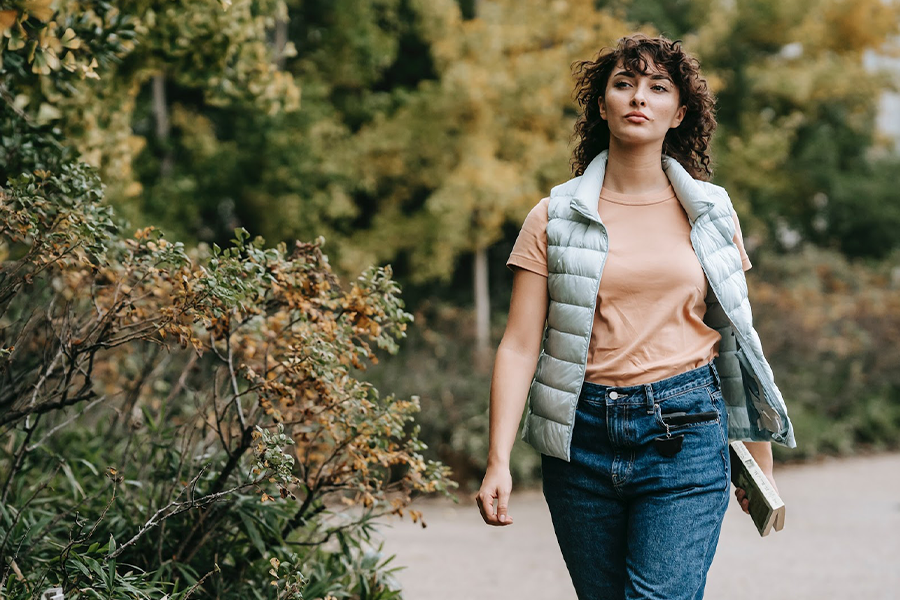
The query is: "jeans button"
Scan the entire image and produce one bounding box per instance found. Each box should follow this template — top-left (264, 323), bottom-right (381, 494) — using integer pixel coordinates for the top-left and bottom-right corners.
top-left (609, 391), bottom-right (619, 400)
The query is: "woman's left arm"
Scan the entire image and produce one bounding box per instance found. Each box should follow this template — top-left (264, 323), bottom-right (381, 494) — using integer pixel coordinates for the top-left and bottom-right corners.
top-left (733, 441), bottom-right (779, 514)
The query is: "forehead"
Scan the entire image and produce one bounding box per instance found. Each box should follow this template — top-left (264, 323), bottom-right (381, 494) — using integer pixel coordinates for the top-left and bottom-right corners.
top-left (612, 58), bottom-right (671, 78)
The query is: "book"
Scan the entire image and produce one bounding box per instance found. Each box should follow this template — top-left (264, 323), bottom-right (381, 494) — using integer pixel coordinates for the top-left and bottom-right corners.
top-left (728, 441), bottom-right (785, 537)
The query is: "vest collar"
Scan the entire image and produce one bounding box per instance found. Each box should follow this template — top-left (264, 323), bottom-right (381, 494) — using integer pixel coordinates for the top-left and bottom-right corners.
top-left (569, 149), bottom-right (716, 225)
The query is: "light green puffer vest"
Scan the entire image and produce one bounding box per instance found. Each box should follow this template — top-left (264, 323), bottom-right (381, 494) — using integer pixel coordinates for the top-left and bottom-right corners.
top-left (520, 149), bottom-right (796, 462)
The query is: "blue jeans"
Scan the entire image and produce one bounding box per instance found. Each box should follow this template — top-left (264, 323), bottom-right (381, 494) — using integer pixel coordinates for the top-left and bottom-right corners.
top-left (540, 361), bottom-right (730, 600)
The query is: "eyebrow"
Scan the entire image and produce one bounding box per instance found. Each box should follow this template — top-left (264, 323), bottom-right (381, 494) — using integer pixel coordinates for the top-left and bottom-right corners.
top-left (613, 70), bottom-right (673, 83)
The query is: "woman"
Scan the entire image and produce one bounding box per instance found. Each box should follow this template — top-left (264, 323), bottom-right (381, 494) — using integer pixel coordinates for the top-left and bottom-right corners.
top-left (474, 33), bottom-right (795, 599)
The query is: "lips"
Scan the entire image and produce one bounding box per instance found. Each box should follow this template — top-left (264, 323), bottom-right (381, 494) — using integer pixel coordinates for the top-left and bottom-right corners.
top-left (624, 112), bottom-right (648, 122)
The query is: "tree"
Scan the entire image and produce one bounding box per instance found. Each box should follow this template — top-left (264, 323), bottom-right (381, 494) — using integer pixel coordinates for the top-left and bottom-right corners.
top-left (681, 0), bottom-right (900, 256)
top-left (342, 0), bottom-right (630, 358)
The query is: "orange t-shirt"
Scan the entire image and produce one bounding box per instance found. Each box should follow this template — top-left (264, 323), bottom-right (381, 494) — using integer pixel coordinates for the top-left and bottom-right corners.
top-left (506, 182), bottom-right (753, 386)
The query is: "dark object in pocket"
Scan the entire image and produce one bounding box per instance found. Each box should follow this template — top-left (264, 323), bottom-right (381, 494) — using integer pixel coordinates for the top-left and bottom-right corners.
top-left (653, 433), bottom-right (684, 457)
top-left (660, 410), bottom-right (718, 426)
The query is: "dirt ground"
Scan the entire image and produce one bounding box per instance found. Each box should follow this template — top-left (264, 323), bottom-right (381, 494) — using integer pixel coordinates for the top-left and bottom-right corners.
top-left (371, 451), bottom-right (900, 599)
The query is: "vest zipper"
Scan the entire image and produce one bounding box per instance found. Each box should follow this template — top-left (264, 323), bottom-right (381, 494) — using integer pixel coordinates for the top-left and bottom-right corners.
top-left (565, 223), bottom-right (609, 458)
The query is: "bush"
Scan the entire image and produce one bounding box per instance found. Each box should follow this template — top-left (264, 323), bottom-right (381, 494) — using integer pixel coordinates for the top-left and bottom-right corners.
top-left (0, 163), bottom-right (455, 599)
top-left (747, 245), bottom-right (900, 461)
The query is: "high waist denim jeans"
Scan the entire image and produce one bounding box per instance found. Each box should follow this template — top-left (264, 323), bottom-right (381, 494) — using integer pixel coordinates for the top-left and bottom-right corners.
top-left (540, 360), bottom-right (730, 600)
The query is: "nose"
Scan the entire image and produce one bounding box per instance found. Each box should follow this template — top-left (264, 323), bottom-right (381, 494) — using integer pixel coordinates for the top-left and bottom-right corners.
top-left (631, 82), bottom-right (648, 106)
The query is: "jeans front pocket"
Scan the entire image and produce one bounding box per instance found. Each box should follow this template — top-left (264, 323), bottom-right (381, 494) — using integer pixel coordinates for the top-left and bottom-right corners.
top-left (654, 385), bottom-right (720, 431)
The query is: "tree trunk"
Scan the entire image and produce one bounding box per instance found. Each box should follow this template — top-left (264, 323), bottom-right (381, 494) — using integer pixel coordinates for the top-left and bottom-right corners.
top-left (274, 16), bottom-right (288, 70)
top-left (152, 74), bottom-right (173, 178)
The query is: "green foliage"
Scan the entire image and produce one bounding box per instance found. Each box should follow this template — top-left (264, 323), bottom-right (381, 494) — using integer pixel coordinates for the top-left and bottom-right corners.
top-left (686, 0), bottom-right (900, 257)
top-left (334, 1), bottom-right (629, 281)
top-left (14, 0), bottom-right (894, 278)
top-left (0, 0), bottom-right (301, 232)
top-left (0, 4), bottom-right (452, 597)
top-left (0, 168), bottom-right (455, 597)
top-left (747, 245), bottom-right (900, 461)
top-left (818, 155), bottom-right (900, 258)
top-left (362, 300), bottom-right (542, 489)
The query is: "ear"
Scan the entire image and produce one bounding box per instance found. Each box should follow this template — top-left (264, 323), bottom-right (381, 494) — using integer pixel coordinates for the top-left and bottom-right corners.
top-left (598, 96), bottom-right (607, 120)
top-left (672, 104), bottom-right (687, 128)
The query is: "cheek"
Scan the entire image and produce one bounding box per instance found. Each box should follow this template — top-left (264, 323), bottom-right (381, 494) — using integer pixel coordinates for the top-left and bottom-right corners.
top-left (656, 102), bottom-right (681, 121)
top-left (605, 93), bottom-right (630, 113)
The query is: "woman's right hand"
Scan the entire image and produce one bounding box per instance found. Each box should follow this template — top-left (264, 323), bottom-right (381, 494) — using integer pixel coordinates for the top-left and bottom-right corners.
top-left (475, 463), bottom-right (514, 526)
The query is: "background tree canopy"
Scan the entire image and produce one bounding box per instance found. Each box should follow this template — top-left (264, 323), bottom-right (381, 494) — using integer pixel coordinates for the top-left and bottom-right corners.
top-left (85, 0), bottom-right (900, 276)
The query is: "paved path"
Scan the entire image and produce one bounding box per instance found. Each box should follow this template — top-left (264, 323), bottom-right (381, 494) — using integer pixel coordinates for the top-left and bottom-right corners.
top-left (372, 452), bottom-right (900, 599)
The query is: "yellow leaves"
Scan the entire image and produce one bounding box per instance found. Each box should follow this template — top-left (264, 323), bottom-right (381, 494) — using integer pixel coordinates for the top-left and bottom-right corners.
top-left (106, 466), bottom-right (122, 483)
top-left (35, 102), bottom-right (61, 122)
top-left (60, 27), bottom-right (79, 49)
top-left (0, 10), bottom-right (17, 34)
top-left (23, 0), bottom-right (54, 22)
top-left (818, 0), bottom-right (900, 54)
top-left (4, 18), bottom-right (25, 50)
top-left (134, 227), bottom-right (157, 240)
top-left (82, 55), bottom-right (100, 79)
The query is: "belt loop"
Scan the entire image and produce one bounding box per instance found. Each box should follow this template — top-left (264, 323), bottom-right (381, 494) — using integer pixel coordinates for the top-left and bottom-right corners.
top-left (644, 383), bottom-right (655, 414)
top-left (709, 360), bottom-right (721, 388)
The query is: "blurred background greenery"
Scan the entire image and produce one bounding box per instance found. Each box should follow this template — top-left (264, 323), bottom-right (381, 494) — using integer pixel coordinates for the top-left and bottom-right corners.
top-left (2, 0), bottom-right (900, 596)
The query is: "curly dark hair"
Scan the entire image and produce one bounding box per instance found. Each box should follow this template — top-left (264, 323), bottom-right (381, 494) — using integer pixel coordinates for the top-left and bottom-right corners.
top-left (570, 33), bottom-right (717, 180)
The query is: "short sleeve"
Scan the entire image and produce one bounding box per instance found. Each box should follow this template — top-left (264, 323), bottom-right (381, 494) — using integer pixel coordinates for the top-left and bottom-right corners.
top-left (731, 207), bottom-right (752, 271)
top-left (507, 197), bottom-right (550, 277)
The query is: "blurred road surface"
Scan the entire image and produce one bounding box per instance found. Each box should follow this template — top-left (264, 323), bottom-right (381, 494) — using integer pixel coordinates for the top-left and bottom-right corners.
top-left (372, 452), bottom-right (900, 599)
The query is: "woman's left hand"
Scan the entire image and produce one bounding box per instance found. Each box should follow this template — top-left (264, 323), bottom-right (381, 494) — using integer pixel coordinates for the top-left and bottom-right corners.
top-left (734, 469), bottom-right (779, 514)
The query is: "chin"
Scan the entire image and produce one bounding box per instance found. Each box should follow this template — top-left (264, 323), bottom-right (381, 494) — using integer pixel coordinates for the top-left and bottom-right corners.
top-left (610, 132), bottom-right (665, 147)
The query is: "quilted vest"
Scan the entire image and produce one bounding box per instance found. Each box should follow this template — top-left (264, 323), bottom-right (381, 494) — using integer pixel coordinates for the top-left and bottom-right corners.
top-left (520, 149), bottom-right (797, 462)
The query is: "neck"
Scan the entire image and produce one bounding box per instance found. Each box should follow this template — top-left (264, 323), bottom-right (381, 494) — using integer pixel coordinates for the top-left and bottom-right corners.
top-left (601, 139), bottom-right (670, 195)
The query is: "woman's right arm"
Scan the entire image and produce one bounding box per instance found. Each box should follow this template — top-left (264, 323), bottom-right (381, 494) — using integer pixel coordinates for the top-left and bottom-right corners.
top-left (475, 266), bottom-right (548, 526)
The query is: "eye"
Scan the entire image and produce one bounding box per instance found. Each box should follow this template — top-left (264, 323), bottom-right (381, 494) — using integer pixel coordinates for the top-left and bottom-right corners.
top-left (614, 81), bottom-right (630, 88)
top-left (652, 84), bottom-right (669, 92)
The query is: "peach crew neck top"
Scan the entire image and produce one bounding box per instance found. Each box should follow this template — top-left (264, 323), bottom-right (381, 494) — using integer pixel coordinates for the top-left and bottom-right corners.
top-left (507, 182), bottom-right (753, 387)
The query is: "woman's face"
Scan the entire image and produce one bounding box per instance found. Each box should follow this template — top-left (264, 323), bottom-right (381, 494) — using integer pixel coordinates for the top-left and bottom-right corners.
top-left (598, 58), bottom-right (687, 148)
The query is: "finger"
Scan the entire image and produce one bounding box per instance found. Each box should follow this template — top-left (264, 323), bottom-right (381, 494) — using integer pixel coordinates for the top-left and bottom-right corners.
top-left (475, 492), bottom-right (494, 524)
top-left (483, 491), bottom-right (502, 525)
top-left (497, 488), bottom-right (511, 525)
